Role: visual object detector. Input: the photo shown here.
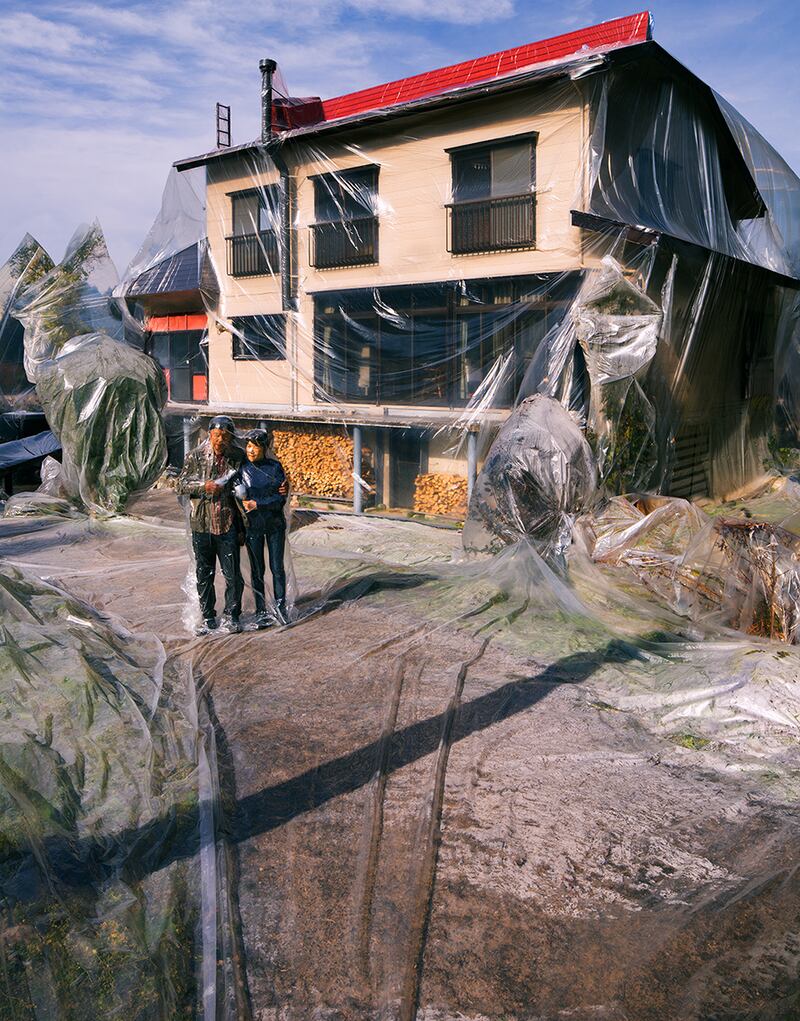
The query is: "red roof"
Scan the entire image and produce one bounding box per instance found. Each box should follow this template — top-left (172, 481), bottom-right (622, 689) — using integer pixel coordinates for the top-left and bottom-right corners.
top-left (318, 11), bottom-right (651, 124)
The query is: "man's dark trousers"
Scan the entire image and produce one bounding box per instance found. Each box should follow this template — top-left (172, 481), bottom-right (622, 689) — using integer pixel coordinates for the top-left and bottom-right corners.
top-left (192, 527), bottom-right (243, 621)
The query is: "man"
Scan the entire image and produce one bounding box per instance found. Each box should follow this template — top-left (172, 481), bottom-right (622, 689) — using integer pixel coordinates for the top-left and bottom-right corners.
top-left (177, 415), bottom-right (246, 635)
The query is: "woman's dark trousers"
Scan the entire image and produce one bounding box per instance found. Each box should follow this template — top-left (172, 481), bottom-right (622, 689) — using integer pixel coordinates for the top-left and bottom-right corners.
top-left (246, 512), bottom-right (287, 612)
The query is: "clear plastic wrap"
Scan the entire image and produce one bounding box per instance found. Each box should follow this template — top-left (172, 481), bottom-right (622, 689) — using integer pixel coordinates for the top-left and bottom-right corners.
top-left (12, 224), bottom-right (167, 514)
top-left (5, 10), bottom-right (800, 1019)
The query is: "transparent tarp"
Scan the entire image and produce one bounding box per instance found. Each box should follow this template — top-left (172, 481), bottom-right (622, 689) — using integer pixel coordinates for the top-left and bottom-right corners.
top-left (3, 20), bottom-right (800, 1020)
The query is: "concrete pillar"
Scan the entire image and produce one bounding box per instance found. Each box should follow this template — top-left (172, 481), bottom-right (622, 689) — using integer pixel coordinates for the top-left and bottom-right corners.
top-left (467, 429), bottom-right (478, 505)
top-left (353, 425), bottom-right (363, 514)
top-left (183, 418), bottom-right (194, 461)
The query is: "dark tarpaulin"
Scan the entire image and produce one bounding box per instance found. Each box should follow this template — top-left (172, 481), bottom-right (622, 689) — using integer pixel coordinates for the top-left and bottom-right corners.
top-left (0, 429), bottom-right (60, 470)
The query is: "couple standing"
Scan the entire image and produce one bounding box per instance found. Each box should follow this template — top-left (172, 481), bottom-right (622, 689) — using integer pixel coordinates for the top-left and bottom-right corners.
top-left (177, 415), bottom-right (289, 635)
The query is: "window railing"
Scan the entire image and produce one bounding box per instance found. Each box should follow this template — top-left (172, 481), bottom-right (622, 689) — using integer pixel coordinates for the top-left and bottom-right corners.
top-left (225, 230), bottom-right (280, 277)
top-left (446, 194), bottom-right (536, 255)
top-left (310, 216), bottom-right (378, 269)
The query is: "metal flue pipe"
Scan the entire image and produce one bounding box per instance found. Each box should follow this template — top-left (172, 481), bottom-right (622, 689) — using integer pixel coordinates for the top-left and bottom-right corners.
top-left (259, 58), bottom-right (277, 143)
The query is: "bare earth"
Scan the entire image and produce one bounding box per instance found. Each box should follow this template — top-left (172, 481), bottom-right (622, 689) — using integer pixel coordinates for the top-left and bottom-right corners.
top-left (1, 490), bottom-right (798, 1020)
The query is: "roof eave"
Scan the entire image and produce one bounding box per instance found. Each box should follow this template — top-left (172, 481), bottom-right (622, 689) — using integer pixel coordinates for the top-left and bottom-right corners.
top-left (173, 47), bottom-right (626, 172)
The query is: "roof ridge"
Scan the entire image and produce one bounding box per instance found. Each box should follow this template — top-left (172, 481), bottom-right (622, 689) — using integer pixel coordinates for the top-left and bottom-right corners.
top-left (319, 11), bottom-right (651, 123)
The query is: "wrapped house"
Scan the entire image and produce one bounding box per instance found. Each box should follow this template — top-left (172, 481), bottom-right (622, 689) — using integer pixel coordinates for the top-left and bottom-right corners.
top-left (141, 9), bottom-right (800, 512)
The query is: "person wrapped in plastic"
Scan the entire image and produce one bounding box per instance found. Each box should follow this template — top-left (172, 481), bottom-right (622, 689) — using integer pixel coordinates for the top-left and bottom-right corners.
top-left (234, 428), bottom-right (289, 627)
top-left (177, 415), bottom-right (245, 635)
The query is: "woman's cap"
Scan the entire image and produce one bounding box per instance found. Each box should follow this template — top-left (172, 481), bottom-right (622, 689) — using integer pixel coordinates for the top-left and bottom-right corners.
top-left (244, 428), bottom-right (271, 448)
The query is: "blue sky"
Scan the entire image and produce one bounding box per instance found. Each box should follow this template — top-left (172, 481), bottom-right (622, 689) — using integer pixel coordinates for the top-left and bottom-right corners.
top-left (1, 0), bottom-right (799, 273)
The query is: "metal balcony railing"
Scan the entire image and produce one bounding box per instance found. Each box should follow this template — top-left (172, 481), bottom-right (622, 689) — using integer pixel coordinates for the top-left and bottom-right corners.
top-left (226, 230), bottom-right (280, 277)
top-left (446, 194), bottom-right (536, 254)
top-left (310, 216), bottom-right (378, 269)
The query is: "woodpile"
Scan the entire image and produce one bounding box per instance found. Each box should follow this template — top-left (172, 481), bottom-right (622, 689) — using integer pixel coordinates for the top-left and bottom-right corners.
top-left (414, 472), bottom-right (468, 517)
top-left (272, 426), bottom-right (373, 499)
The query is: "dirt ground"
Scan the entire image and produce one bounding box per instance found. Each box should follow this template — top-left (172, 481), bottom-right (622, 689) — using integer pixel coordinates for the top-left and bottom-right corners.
top-left (1, 490), bottom-right (799, 1020)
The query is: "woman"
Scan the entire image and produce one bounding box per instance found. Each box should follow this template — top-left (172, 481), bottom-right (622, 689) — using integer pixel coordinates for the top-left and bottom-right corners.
top-left (235, 428), bottom-right (289, 626)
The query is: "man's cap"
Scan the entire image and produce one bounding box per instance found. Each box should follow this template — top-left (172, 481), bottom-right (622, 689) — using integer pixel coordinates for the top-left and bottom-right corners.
top-left (208, 415), bottom-right (235, 433)
top-left (244, 428), bottom-right (271, 448)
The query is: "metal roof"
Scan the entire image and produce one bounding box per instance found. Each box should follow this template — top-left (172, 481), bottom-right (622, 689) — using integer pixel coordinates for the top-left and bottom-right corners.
top-left (174, 11), bottom-right (651, 170)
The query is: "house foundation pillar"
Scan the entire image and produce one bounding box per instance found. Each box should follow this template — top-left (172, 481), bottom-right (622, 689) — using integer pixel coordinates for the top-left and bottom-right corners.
top-left (353, 425), bottom-right (363, 514)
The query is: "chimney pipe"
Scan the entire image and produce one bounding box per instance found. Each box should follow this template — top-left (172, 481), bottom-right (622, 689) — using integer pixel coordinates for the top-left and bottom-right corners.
top-left (259, 58), bottom-right (277, 143)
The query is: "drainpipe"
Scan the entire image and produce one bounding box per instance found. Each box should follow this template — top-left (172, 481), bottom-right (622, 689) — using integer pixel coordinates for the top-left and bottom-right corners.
top-left (467, 430), bottom-right (478, 505)
top-left (353, 425), bottom-right (363, 514)
top-left (260, 59), bottom-right (295, 314)
top-left (270, 147), bottom-right (296, 314)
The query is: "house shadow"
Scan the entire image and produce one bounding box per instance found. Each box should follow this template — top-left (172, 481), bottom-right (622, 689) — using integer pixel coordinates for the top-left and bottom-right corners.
top-left (9, 638), bottom-right (644, 899)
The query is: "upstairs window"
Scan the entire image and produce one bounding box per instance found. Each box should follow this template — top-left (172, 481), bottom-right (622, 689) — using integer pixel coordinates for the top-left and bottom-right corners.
top-left (314, 166), bottom-right (378, 222)
top-left (447, 136), bottom-right (536, 254)
top-left (311, 166), bottom-right (379, 268)
top-left (230, 315), bottom-right (285, 361)
top-left (227, 186), bottom-right (281, 277)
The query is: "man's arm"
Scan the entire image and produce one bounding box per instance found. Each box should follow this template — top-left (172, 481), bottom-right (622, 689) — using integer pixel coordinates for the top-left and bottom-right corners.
top-left (176, 450), bottom-right (209, 498)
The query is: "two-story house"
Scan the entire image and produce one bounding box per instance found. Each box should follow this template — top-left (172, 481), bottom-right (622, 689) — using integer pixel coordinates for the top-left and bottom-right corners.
top-left (166, 10), bottom-right (800, 511)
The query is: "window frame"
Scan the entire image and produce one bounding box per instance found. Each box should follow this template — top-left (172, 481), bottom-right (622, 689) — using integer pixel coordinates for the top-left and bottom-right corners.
top-left (311, 165), bottom-right (380, 224)
top-left (226, 185), bottom-right (282, 278)
top-left (230, 315), bottom-right (287, 362)
top-left (445, 133), bottom-right (538, 256)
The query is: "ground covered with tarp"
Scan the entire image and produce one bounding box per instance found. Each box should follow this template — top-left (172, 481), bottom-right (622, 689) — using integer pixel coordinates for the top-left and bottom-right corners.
top-left (1, 485), bottom-right (799, 1020)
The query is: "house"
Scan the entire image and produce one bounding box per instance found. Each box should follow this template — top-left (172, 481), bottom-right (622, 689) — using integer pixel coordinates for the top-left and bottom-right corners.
top-left (168, 11), bottom-right (800, 512)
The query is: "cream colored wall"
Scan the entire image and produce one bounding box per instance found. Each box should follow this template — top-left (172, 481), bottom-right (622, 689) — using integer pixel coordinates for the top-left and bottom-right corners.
top-left (205, 80), bottom-right (586, 412)
top-left (206, 160), bottom-right (294, 405)
top-left (295, 85), bottom-right (585, 291)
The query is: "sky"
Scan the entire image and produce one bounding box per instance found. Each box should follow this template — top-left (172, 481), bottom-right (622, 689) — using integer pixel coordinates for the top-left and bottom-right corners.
top-left (1, 0), bottom-right (799, 274)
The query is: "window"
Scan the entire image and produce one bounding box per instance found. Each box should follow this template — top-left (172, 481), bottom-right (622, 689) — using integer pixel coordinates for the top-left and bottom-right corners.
top-left (447, 136), bottom-right (536, 254)
top-left (314, 275), bottom-right (578, 409)
top-left (226, 186), bottom-right (281, 277)
top-left (310, 166), bottom-right (379, 268)
top-left (149, 329), bottom-right (208, 403)
top-left (230, 315), bottom-right (286, 361)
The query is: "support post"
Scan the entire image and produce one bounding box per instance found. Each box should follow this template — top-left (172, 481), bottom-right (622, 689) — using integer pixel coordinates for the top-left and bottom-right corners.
top-left (353, 425), bottom-right (363, 514)
top-left (467, 429), bottom-right (478, 506)
top-left (183, 418), bottom-right (194, 462)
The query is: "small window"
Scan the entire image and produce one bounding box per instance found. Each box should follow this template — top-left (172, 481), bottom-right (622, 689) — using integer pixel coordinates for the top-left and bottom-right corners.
top-left (231, 315), bottom-right (285, 361)
top-left (452, 138), bottom-right (534, 202)
top-left (310, 166), bottom-right (380, 268)
top-left (227, 186), bottom-right (281, 277)
top-left (231, 186), bottom-right (280, 236)
top-left (314, 166), bottom-right (379, 222)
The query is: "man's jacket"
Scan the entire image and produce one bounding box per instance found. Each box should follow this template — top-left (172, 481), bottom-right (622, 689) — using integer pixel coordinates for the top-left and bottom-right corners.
top-left (177, 440), bottom-right (246, 534)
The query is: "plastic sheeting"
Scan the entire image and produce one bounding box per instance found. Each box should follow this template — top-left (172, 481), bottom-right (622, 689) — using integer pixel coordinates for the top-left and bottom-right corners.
top-left (4, 16), bottom-right (800, 1020)
top-left (463, 394), bottom-right (597, 556)
top-left (11, 224), bottom-right (167, 514)
top-left (3, 495), bottom-right (800, 1019)
top-left (118, 37), bottom-right (800, 538)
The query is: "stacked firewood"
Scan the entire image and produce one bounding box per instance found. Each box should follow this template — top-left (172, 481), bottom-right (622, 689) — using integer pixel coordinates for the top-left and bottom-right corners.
top-left (413, 472), bottom-right (468, 517)
top-left (272, 426), bottom-right (373, 499)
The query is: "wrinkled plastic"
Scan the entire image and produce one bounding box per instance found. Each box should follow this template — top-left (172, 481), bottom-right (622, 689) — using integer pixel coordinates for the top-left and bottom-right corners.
top-left (463, 394), bottom-right (597, 555)
top-left (0, 235), bottom-right (53, 411)
top-left (4, 18), bottom-right (800, 1020)
top-left (12, 224), bottom-right (167, 513)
